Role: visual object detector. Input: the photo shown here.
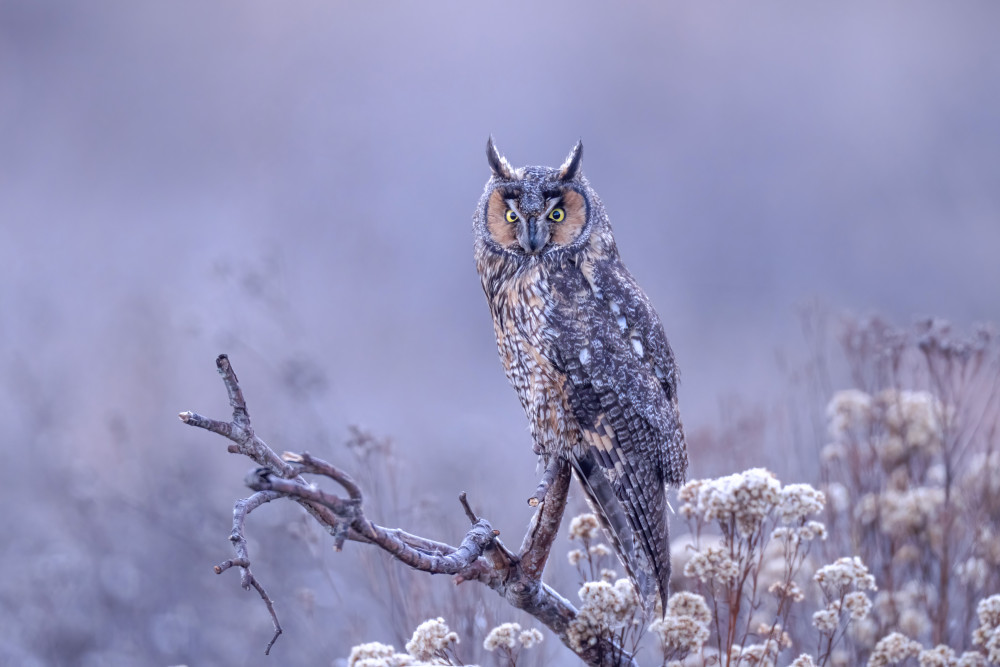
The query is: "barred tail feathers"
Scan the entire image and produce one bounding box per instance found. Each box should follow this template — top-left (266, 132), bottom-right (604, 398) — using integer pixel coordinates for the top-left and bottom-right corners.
top-left (570, 450), bottom-right (665, 611)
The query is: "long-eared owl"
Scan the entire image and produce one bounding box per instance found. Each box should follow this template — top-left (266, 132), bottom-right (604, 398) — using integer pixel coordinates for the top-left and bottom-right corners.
top-left (473, 139), bottom-right (688, 611)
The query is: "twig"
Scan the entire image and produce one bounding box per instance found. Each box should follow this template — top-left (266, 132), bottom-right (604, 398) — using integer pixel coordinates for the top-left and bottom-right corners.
top-left (284, 451), bottom-right (363, 501)
top-left (248, 577), bottom-right (282, 655)
top-left (179, 355), bottom-right (296, 477)
top-left (206, 489), bottom-right (283, 654)
top-left (459, 491), bottom-right (479, 523)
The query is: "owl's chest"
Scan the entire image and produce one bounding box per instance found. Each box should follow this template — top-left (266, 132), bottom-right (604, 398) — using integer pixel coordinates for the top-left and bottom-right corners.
top-left (489, 269), bottom-right (581, 455)
top-left (492, 273), bottom-right (558, 387)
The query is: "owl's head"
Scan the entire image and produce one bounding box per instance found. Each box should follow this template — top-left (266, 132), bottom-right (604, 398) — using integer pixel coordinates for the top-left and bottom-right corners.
top-left (475, 138), bottom-right (607, 261)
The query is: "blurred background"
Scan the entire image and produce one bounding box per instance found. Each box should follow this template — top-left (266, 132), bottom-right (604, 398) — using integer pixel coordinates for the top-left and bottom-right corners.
top-left (1, 2), bottom-right (998, 665)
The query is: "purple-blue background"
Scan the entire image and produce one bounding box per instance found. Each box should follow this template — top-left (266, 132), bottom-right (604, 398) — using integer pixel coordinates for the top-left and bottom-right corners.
top-left (2, 3), bottom-right (998, 665)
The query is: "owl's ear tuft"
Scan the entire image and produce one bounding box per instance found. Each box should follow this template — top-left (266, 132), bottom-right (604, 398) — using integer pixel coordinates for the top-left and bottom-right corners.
top-left (558, 140), bottom-right (583, 181)
top-left (486, 136), bottom-right (515, 180)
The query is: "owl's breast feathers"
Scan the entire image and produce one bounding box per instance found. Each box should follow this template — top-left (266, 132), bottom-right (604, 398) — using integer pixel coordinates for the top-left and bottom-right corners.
top-left (482, 259), bottom-right (579, 458)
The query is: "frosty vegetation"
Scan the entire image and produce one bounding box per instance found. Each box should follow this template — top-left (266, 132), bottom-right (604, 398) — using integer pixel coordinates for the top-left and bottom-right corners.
top-left (339, 318), bottom-right (999, 666)
top-left (345, 616), bottom-right (545, 667)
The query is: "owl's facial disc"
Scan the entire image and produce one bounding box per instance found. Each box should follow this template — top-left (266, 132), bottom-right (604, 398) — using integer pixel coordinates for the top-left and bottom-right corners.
top-left (485, 185), bottom-right (588, 255)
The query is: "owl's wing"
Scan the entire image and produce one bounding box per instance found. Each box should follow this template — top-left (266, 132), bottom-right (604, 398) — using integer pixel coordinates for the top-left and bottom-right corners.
top-left (551, 261), bottom-right (687, 613)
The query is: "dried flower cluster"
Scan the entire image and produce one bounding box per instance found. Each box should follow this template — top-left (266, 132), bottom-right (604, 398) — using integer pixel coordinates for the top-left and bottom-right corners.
top-left (682, 544), bottom-right (738, 585)
top-left (804, 555), bottom-right (878, 665)
top-left (567, 512), bottom-right (617, 584)
top-left (972, 595), bottom-right (1000, 664)
top-left (483, 623), bottom-right (520, 652)
top-left (826, 389), bottom-right (945, 465)
top-left (482, 622), bottom-right (544, 652)
top-left (814, 556), bottom-right (877, 594)
top-left (877, 487), bottom-right (945, 539)
top-left (812, 605), bottom-right (841, 634)
top-left (348, 642), bottom-right (417, 667)
top-left (405, 617), bottom-right (460, 663)
top-left (347, 618), bottom-right (468, 667)
top-left (566, 579), bottom-right (641, 651)
top-left (954, 651), bottom-right (989, 667)
top-left (568, 513), bottom-right (601, 541)
top-left (518, 628), bottom-right (544, 650)
top-left (649, 592), bottom-right (712, 659)
top-left (826, 389), bottom-right (874, 444)
top-left (679, 468), bottom-right (782, 534)
top-left (728, 639), bottom-right (780, 666)
top-left (772, 520), bottom-right (828, 546)
top-left (916, 644), bottom-right (990, 667)
top-left (779, 484), bottom-right (826, 524)
top-left (960, 451), bottom-right (1000, 500)
top-left (867, 631), bottom-right (922, 666)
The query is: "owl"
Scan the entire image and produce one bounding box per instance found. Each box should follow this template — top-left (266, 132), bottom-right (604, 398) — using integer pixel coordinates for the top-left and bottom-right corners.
top-left (473, 139), bottom-right (688, 611)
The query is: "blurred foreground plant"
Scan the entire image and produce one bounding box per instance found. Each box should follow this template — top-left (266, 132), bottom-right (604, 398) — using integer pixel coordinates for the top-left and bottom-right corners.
top-left (816, 318), bottom-right (1000, 655)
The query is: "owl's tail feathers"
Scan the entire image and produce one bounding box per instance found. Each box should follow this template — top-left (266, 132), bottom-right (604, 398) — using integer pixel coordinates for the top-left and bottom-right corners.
top-left (570, 451), bottom-right (668, 614)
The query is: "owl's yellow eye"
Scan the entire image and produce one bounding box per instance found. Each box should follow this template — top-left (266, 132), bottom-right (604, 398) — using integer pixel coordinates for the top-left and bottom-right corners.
top-left (505, 209), bottom-right (519, 223)
top-left (548, 208), bottom-right (565, 222)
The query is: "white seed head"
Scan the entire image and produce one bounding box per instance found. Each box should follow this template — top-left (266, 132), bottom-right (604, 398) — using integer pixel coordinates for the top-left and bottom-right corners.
top-left (666, 592), bottom-right (712, 625)
top-left (812, 608), bottom-right (840, 634)
top-left (404, 617), bottom-right (458, 661)
top-left (683, 545), bottom-right (739, 584)
top-left (568, 513), bottom-right (601, 541)
top-left (483, 622), bottom-right (520, 652)
top-left (868, 632), bottom-right (922, 667)
top-left (518, 627), bottom-right (543, 649)
top-left (814, 556), bottom-right (877, 593)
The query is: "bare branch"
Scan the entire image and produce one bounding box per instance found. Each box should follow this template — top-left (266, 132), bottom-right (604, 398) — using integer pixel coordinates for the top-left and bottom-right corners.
top-left (215, 490), bottom-right (281, 580)
top-left (283, 451), bottom-right (363, 501)
top-left (203, 489), bottom-right (284, 654)
top-left (528, 456), bottom-right (563, 506)
top-left (245, 468), bottom-right (358, 516)
top-left (519, 458), bottom-right (572, 579)
top-left (181, 355), bottom-right (637, 666)
top-left (179, 354), bottom-right (296, 477)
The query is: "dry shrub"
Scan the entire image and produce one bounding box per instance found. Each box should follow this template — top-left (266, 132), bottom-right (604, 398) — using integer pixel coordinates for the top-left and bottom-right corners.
top-left (816, 318), bottom-right (1000, 657)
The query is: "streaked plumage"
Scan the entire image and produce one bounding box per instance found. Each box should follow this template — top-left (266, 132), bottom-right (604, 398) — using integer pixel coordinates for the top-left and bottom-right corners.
top-left (473, 139), bottom-right (688, 611)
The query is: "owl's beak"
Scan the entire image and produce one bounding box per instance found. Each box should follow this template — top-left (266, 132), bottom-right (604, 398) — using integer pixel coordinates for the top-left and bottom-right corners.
top-left (518, 216), bottom-right (550, 255)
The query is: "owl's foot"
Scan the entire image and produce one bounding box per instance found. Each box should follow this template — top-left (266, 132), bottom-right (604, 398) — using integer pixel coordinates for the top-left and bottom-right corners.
top-left (527, 457), bottom-right (562, 507)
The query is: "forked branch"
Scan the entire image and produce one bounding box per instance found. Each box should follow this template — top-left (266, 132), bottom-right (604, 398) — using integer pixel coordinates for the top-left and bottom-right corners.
top-left (180, 354), bottom-right (636, 667)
